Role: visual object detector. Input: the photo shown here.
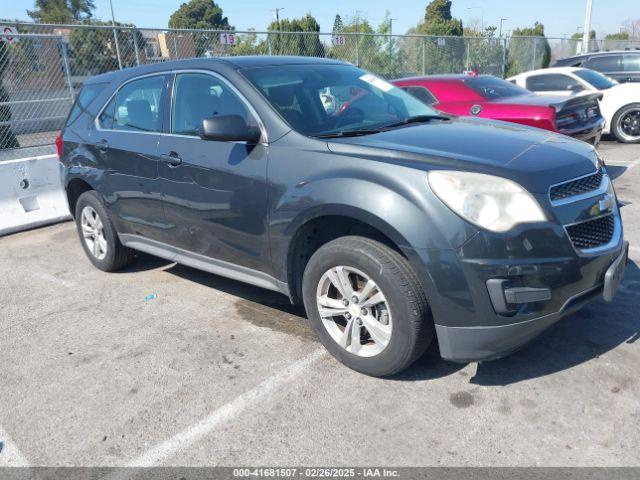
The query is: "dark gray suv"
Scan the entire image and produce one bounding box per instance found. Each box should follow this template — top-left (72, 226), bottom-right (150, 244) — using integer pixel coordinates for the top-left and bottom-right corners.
top-left (59, 56), bottom-right (628, 376)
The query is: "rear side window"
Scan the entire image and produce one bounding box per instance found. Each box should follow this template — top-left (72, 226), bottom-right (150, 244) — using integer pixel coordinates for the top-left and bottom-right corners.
top-left (67, 83), bottom-right (106, 125)
top-left (525, 74), bottom-right (582, 92)
top-left (584, 55), bottom-right (622, 72)
top-left (98, 76), bottom-right (164, 132)
top-left (171, 73), bottom-right (253, 136)
top-left (401, 86), bottom-right (438, 105)
top-left (623, 55), bottom-right (640, 72)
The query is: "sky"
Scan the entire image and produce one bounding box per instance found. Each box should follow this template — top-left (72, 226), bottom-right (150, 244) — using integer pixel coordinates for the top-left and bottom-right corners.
top-left (3, 0), bottom-right (637, 38)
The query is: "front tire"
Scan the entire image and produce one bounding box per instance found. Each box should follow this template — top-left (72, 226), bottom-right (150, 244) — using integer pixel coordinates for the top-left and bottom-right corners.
top-left (302, 236), bottom-right (434, 377)
top-left (612, 103), bottom-right (640, 143)
top-left (75, 191), bottom-right (134, 272)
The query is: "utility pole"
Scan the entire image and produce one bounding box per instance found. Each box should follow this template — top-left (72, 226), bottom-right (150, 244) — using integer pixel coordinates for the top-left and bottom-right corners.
top-left (270, 7), bottom-right (284, 23)
top-left (109, 0), bottom-right (122, 69)
top-left (582, 0), bottom-right (593, 54)
top-left (499, 18), bottom-right (507, 37)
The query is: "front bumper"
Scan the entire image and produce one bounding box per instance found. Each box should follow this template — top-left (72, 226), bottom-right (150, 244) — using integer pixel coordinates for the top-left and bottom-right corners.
top-left (432, 236), bottom-right (627, 363)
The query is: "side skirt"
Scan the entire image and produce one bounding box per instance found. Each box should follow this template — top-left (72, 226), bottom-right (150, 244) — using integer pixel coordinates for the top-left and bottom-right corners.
top-left (119, 233), bottom-right (290, 296)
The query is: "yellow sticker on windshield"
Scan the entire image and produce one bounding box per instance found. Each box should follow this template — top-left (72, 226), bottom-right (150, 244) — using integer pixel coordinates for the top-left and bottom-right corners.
top-left (359, 74), bottom-right (394, 92)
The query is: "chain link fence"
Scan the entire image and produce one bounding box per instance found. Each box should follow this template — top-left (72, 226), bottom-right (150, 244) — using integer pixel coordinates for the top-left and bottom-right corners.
top-left (0, 32), bottom-right (74, 160)
top-left (2, 22), bottom-right (640, 160)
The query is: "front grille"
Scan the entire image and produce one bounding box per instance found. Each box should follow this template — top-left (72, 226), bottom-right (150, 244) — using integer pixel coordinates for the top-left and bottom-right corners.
top-left (566, 214), bottom-right (615, 250)
top-left (550, 169), bottom-right (603, 202)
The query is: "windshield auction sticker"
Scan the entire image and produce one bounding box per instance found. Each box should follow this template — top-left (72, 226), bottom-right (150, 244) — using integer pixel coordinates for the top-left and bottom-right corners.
top-left (359, 73), bottom-right (394, 92)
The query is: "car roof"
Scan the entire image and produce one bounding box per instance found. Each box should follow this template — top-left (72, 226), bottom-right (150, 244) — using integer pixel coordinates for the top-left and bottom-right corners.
top-left (84, 55), bottom-right (349, 85)
top-left (556, 50), bottom-right (640, 61)
top-left (508, 67), bottom-right (586, 79)
top-left (393, 74), bottom-right (493, 82)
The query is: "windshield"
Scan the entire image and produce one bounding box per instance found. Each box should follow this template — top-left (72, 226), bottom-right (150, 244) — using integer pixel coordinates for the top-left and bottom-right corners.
top-left (240, 64), bottom-right (440, 136)
top-left (464, 76), bottom-right (531, 99)
top-left (574, 69), bottom-right (617, 90)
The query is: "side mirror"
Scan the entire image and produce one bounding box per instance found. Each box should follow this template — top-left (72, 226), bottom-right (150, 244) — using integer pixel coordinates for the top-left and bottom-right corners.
top-left (199, 115), bottom-right (261, 143)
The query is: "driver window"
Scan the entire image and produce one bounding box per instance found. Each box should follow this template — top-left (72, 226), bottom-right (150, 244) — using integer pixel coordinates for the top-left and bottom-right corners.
top-left (171, 73), bottom-right (252, 136)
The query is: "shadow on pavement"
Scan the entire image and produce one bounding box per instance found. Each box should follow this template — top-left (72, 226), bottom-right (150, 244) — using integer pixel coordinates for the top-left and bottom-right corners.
top-left (125, 249), bottom-right (640, 385)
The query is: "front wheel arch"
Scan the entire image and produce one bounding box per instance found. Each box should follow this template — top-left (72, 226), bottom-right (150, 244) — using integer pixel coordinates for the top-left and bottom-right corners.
top-left (611, 103), bottom-right (640, 143)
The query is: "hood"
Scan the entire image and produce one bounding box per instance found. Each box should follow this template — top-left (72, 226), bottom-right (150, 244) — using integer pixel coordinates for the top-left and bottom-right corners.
top-left (326, 116), bottom-right (599, 193)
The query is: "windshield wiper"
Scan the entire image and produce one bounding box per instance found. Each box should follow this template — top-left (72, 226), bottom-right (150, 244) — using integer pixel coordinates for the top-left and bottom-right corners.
top-left (380, 114), bottom-right (450, 130)
top-left (314, 128), bottom-right (383, 139)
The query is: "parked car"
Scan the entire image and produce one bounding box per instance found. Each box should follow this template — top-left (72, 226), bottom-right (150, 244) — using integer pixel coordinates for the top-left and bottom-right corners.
top-left (392, 75), bottom-right (604, 145)
top-left (553, 50), bottom-right (640, 83)
top-left (509, 67), bottom-right (640, 143)
top-left (59, 57), bottom-right (627, 376)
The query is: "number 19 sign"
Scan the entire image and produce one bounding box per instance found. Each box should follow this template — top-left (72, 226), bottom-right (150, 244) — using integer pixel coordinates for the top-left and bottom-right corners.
top-left (219, 32), bottom-right (236, 46)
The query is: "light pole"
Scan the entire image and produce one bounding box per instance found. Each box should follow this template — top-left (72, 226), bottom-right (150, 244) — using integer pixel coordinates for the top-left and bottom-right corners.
top-left (109, 0), bottom-right (122, 69)
top-left (582, 0), bottom-right (593, 53)
top-left (270, 7), bottom-right (284, 23)
top-left (499, 18), bottom-right (507, 37)
top-left (467, 6), bottom-right (484, 30)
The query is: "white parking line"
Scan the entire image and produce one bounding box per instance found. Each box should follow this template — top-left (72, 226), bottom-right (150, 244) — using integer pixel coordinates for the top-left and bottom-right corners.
top-left (0, 425), bottom-right (29, 467)
top-left (123, 348), bottom-right (326, 468)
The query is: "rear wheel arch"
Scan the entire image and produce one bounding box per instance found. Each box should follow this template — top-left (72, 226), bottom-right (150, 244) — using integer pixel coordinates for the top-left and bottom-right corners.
top-left (66, 178), bottom-right (95, 218)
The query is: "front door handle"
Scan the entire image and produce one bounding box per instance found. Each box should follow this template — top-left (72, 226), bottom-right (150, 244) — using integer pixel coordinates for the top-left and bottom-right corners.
top-left (96, 139), bottom-right (109, 153)
top-left (160, 152), bottom-right (182, 167)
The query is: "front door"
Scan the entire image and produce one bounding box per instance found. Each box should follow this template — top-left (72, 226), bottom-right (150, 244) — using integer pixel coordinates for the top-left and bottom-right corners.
top-left (157, 71), bottom-right (270, 274)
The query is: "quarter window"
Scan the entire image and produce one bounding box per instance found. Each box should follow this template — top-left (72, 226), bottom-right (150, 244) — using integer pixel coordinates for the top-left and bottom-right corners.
top-left (623, 55), bottom-right (640, 72)
top-left (401, 86), bottom-right (438, 105)
top-left (98, 75), bottom-right (164, 132)
top-left (171, 73), bottom-right (252, 136)
top-left (525, 74), bottom-right (583, 92)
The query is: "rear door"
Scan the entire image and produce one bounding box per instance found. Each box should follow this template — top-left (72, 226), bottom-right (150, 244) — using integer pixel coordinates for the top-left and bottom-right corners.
top-left (623, 55), bottom-right (640, 83)
top-left (156, 70), bottom-right (270, 273)
top-left (93, 74), bottom-right (170, 240)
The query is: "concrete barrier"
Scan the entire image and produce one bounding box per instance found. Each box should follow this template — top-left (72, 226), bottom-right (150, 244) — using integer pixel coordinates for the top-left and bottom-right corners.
top-left (0, 154), bottom-right (71, 236)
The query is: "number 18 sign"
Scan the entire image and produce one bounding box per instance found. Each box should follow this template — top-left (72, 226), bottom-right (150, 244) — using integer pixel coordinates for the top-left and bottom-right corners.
top-left (219, 32), bottom-right (236, 46)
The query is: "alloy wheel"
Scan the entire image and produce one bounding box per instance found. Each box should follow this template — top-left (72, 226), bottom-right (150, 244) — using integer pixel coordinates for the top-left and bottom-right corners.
top-left (80, 206), bottom-right (108, 260)
top-left (315, 265), bottom-right (392, 357)
top-left (618, 109), bottom-right (640, 142)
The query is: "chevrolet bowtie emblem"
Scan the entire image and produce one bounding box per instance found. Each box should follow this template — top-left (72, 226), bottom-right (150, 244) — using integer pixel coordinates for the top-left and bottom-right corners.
top-left (597, 193), bottom-right (614, 215)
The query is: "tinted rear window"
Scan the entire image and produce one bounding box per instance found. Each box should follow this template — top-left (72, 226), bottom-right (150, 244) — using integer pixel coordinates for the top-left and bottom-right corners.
top-left (624, 54), bottom-right (640, 72)
top-left (584, 55), bottom-right (622, 71)
top-left (67, 83), bottom-right (106, 125)
top-left (464, 76), bottom-right (530, 99)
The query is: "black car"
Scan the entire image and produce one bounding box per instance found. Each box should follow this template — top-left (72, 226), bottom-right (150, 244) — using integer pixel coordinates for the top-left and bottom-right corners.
top-left (59, 56), bottom-right (628, 376)
top-left (553, 51), bottom-right (640, 83)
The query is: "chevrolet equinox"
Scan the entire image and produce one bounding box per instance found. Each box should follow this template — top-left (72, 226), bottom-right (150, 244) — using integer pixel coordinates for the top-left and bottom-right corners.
top-left (59, 57), bottom-right (628, 376)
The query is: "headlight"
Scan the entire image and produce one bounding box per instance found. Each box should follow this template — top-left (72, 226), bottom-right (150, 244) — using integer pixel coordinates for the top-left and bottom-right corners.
top-left (427, 171), bottom-right (547, 232)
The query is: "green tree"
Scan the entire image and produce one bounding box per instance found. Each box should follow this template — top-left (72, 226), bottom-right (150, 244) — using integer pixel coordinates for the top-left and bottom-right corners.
top-left (27, 0), bottom-right (95, 23)
top-left (415, 0), bottom-right (465, 74)
top-left (0, 41), bottom-right (19, 149)
top-left (267, 13), bottom-right (324, 57)
top-left (168, 0), bottom-right (232, 30)
top-left (332, 14), bottom-right (343, 34)
top-left (69, 21), bottom-right (146, 74)
top-left (506, 22), bottom-right (551, 76)
top-left (605, 32), bottom-right (629, 40)
top-left (463, 25), bottom-right (505, 76)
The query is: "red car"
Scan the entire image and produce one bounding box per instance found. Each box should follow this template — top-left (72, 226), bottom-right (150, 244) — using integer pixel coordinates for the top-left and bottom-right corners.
top-left (392, 75), bottom-right (605, 145)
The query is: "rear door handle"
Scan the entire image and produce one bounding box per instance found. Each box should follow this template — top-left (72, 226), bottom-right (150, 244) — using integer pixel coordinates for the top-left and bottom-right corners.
top-left (160, 152), bottom-right (182, 167)
top-left (96, 139), bottom-right (109, 153)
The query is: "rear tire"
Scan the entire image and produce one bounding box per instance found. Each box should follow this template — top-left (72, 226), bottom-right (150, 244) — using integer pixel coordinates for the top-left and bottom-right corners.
top-left (75, 191), bottom-right (134, 272)
top-left (611, 103), bottom-right (640, 143)
top-left (302, 236), bottom-right (434, 377)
